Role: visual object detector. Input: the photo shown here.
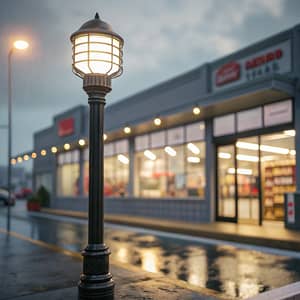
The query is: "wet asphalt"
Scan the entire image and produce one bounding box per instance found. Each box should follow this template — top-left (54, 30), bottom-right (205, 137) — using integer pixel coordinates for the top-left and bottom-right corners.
top-left (1, 202), bottom-right (300, 299)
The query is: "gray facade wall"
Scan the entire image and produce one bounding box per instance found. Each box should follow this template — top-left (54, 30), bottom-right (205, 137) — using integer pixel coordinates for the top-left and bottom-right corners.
top-left (32, 24), bottom-right (300, 224)
top-left (105, 66), bottom-right (209, 131)
top-left (53, 197), bottom-right (209, 223)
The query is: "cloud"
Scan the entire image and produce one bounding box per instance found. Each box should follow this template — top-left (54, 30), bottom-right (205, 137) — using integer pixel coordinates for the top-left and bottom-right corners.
top-left (0, 0), bottom-right (296, 161)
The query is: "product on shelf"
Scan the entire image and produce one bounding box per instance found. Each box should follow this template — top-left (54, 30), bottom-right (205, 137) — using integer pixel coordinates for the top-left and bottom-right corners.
top-left (262, 159), bottom-right (296, 221)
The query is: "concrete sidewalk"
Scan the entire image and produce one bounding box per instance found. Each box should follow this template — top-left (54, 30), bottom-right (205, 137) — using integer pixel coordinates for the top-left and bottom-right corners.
top-left (0, 228), bottom-right (224, 300)
top-left (42, 207), bottom-right (300, 252)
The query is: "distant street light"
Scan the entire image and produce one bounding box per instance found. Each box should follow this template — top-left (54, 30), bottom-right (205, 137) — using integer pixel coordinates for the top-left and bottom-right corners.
top-left (70, 13), bottom-right (123, 300)
top-left (7, 39), bottom-right (29, 231)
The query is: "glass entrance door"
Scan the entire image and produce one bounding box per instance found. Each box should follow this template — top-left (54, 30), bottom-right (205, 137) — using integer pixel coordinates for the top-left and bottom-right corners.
top-left (216, 130), bottom-right (296, 224)
top-left (217, 145), bottom-right (236, 221)
top-left (217, 139), bottom-right (260, 224)
top-left (236, 137), bottom-right (260, 224)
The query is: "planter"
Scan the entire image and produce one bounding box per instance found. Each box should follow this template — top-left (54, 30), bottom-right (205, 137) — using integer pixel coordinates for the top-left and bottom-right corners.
top-left (27, 202), bottom-right (41, 211)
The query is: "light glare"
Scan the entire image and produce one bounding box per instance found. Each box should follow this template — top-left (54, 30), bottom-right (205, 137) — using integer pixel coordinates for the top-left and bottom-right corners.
top-left (124, 126), bottom-right (131, 134)
top-left (51, 146), bottom-right (58, 153)
top-left (164, 146), bottom-right (177, 157)
top-left (13, 40), bottom-right (29, 50)
top-left (154, 118), bottom-right (161, 126)
top-left (144, 150), bottom-right (156, 161)
top-left (117, 154), bottom-right (129, 165)
top-left (64, 143), bottom-right (71, 150)
top-left (193, 106), bottom-right (201, 115)
top-left (79, 139), bottom-right (86, 146)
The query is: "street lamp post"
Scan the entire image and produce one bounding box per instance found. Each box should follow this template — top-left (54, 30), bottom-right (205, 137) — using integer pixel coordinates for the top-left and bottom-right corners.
top-left (70, 13), bottom-right (123, 300)
top-left (7, 40), bottom-right (29, 232)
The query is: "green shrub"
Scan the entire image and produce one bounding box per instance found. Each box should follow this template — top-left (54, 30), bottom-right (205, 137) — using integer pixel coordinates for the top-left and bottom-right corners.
top-left (37, 186), bottom-right (50, 207)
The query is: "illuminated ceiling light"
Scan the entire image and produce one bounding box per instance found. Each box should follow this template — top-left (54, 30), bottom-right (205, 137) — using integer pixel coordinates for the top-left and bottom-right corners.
top-left (260, 145), bottom-right (289, 155)
top-left (187, 142), bottom-right (200, 155)
top-left (41, 149), bottom-right (47, 156)
top-left (31, 152), bottom-right (37, 159)
top-left (228, 168), bottom-right (253, 175)
top-left (284, 130), bottom-right (296, 136)
top-left (218, 152), bottom-right (231, 159)
top-left (193, 106), bottom-right (201, 115)
top-left (117, 154), bottom-right (129, 165)
top-left (187, 156), bottom-right (200, 163)
top-left (290, 150), bottom-right (296, 156)
top-left (154, 117), bottom-right (161, 126)
top-left (51, 146), bottom-right (58, 153)
top-left (17, 156), bottom-right (23, 163)
top-left (103, 133), bottom-right (107, 141)
top-left (13, 40), bottom-right (29, 50)
top-left (144, 150), bottom-right (156, 161)
top-left (124, 126), bottom-right (131, 134)
top-left (78, 139), bottom-right (86, 146)
top-left (11, 158), bottom-right (16, 165)
top-left (236, 141), bottom-right (259, 151)
top-left (164, 146), bottom-right (177, 157)
top-left (23, 154), bottom-right (29, 161)
top-left (236, 154), bottom-right (259, 162)
top-left (64, 143), bottom-right (71, 150)
top-left (236, 141), bottom-right (290, 155)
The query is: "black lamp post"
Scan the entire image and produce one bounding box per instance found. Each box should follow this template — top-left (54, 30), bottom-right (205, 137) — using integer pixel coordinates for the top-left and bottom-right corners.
top-left (70, 13), bottom-right (123, 300)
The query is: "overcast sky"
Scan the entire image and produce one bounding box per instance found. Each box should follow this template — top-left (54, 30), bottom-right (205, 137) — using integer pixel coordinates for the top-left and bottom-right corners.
top-left (0, 0), bottom-right (300, 168)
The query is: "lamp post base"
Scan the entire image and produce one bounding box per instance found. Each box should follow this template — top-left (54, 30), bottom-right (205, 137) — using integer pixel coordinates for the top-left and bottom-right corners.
top-left (78, 244), bottom-right (114, 300)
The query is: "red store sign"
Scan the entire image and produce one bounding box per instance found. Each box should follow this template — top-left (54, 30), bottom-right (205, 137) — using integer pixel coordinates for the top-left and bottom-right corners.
top-left (245, 49), bottom-right (283, 70)
top-left (58, 117), bottom-right (74, 137)
top-left (213, 40), bottom-right (291, 90)
top-left (215, 62), bottom-right (241, 86)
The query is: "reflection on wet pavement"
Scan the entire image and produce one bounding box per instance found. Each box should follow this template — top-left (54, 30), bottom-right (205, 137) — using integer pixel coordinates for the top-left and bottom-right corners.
top-left (1, 205), bottom-right (300, 299)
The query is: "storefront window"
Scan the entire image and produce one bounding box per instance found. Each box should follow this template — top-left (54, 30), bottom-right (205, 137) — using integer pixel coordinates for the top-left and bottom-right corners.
top-left (84, 140), bottom-right (129, 197)
top-left (135, 148), bottom-right (167, 197)
top-left (36, 172), bottom-right (52, 195)
top-left (134, 122), bottom-right (206, 199)
top-left (57, 150), bottom-right (80, 196)
top-left (166, 145), bottom-right (185, 197)
top-left (261, 130), bottom-right (295, 221)
top-left (186, 142), bottom-right (206, 198)
top-left (217, 145), bottom-right (236, 218)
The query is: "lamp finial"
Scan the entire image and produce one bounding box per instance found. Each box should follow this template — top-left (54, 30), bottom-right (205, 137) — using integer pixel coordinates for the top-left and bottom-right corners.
top-left (95, 12), bottom-right (100, 19)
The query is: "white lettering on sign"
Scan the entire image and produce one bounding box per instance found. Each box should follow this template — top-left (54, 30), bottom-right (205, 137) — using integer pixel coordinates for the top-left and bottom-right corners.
top-left (212, 40), bottom-right (291, 92)
top-left (287, 193), bottom-right (295, 224)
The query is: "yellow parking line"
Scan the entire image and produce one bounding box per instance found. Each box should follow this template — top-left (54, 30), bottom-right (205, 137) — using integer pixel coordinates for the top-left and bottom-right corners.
top-left (0, 227), bottom-right (82, 260)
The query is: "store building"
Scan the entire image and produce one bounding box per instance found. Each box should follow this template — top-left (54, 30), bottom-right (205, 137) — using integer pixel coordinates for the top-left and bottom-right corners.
top-left (20, 24), bottom-right (300, 225)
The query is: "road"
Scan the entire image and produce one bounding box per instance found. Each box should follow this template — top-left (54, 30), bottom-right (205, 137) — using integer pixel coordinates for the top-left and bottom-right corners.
top-left (1, 202), bottom-right (300, 299)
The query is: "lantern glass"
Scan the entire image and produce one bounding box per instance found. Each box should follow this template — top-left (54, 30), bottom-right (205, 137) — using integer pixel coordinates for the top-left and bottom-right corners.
top-left (72, 33), bottom-right (123, 78)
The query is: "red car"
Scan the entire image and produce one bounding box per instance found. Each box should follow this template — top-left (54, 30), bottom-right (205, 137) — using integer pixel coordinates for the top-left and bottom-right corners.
top-left (15, 188), bottom-right (32, 199)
